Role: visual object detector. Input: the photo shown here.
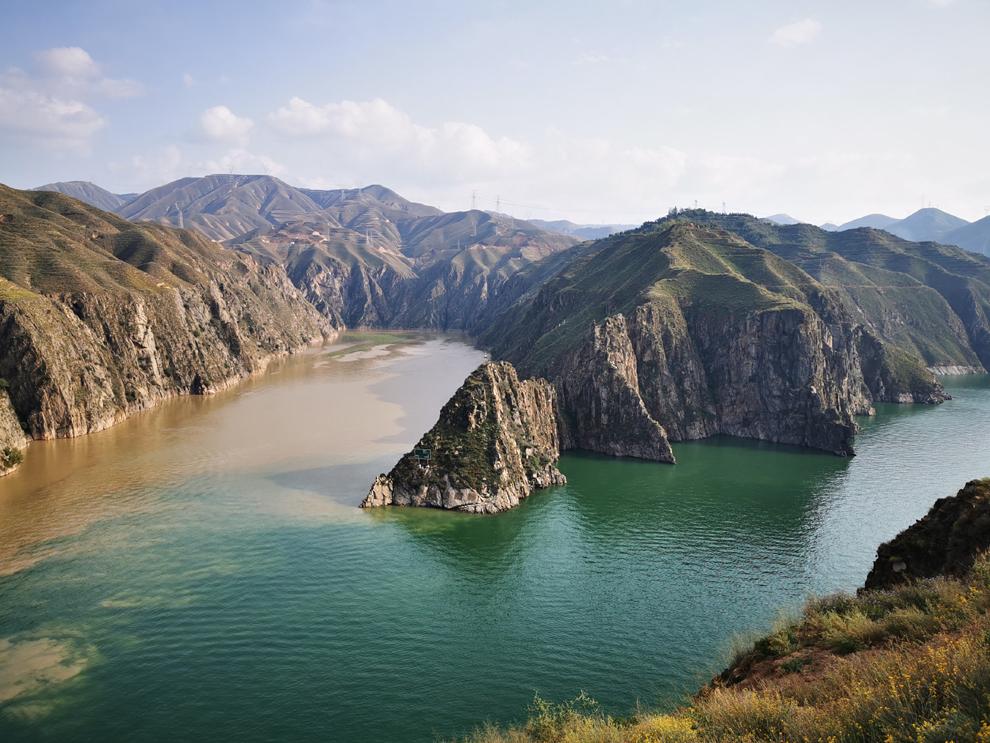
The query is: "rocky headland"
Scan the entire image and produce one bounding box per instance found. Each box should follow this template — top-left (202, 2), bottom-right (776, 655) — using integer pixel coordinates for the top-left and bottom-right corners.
top-left (865, 477), bottom-right (990, 589)
top-left (361, 361), bottom-right (565, 513)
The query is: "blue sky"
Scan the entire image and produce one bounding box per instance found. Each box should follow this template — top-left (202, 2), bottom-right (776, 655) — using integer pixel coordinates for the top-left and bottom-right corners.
top-left (2, 0), bottom-right (988, 224)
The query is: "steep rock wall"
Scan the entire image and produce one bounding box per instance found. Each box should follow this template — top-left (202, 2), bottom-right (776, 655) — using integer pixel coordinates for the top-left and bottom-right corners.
top-left (362, 361), bottom-right (565, 513)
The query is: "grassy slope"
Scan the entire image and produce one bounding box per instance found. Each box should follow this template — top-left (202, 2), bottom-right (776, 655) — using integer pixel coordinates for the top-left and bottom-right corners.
top-left (0, 184), bottom-right (250, 295)
top-left (671, 212), bottom-right (990, 370)
top-left (484, 220), bottom-right (846, 376)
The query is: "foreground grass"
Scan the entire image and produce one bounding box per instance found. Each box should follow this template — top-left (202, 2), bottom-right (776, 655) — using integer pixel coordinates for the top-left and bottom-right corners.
top-left (461, 556), bottom-right (990, 743)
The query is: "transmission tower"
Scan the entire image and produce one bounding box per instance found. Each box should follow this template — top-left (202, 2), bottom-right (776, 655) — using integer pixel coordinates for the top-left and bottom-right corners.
top-left (471, 190), bottom-right (477, 210)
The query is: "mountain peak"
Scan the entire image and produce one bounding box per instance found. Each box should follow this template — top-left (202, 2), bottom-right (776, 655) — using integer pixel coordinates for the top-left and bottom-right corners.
top-left (32, 180), bottom-right (134, 212)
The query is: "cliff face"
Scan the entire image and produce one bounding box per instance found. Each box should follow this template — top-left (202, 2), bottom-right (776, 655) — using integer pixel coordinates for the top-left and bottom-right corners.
top-left (865, 478), bottom-right (990, 589)
top-left (484, 222), bottom-right (896, 459)
top-left (362, 361), bottom-right (565, 513)
top-left (0, 388), bottom-right (26, 476)
top-left (0, 186), bottom-right (331, 450)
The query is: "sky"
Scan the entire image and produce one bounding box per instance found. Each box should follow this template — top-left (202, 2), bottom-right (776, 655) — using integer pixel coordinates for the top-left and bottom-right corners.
top-left (1, 0), bottom-right (988, 225)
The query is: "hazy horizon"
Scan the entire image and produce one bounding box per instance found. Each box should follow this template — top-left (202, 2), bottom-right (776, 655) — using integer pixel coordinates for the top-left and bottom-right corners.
top-left (2, 0), bottom-right (989, 225)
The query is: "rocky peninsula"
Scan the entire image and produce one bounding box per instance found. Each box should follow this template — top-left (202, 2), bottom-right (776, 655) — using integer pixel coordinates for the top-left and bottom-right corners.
top-left (362, 361), bottom-right (565, 513)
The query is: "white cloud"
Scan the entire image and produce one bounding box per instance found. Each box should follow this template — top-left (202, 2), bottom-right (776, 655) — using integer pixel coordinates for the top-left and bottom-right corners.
top-left (0, 74), bottom-right (105, 148)
top-left (0, 47), bottom-right (141, 150)
top-left (269, 96), bottom-right (529, 180)
top-left (117, 144), bottom-right (186, 185)
top-left (770, 18), bottom-right (822, 47)
top-left (35, 46), bottom-right (142, 98)
top-left (182, 72), bottom-right (195, 88)
top-left (37, 47), bottom-right (100, 78)
top-left (200, 105), bottom-right (254, 146)
top-left (573, 52), bottom-right (611, 65)
top-left (201, 148), bottom-right (284, 177)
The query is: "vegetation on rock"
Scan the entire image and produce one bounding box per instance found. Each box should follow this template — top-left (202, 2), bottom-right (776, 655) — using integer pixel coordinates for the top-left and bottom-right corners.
top-left (362, 361), bottom-right (565, 513)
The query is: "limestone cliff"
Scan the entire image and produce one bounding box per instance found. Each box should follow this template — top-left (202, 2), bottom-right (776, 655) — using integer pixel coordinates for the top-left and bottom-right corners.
top-left (0, 185), bottom-right (332, 453)
top-left (865, 478), bottom-right (990, 589)
top-left (361, 362), bottom-right (565, 513)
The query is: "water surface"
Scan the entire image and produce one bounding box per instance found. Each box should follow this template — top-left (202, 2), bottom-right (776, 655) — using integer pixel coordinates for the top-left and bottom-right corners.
top-left (1, 335), bottom-right (988, 742)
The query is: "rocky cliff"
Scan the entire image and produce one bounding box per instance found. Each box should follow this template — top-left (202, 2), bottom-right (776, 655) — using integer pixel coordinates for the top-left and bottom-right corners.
top-left (865, 478), bottom-right (990, 589)
top-left (0, 387), bottom-right (26, 476)
top-left (482, 221), bottom-right (909, 459)
top-left (0, 185), bottom-right (331, 457)
top-left (673, 210), bottom-right (990, 375)
top-left (362, 361), bottom-right (565, 513)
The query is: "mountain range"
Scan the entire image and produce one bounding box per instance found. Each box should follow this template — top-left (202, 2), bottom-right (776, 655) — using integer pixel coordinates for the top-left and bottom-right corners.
top-left (762, 207), bottom-right (990, 256)
top-left (5, 175), bottom-right (990, 475)
top-left (527, 219), bottom-right (636, 241)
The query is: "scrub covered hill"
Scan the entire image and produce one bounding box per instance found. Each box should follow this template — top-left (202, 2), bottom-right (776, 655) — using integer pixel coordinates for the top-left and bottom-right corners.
top-left (481, 218), bottom-right (943, 459)
top-left (660, 210), bottom-right (990, 374)
top-left (0, 185), bottom-right (330, 473)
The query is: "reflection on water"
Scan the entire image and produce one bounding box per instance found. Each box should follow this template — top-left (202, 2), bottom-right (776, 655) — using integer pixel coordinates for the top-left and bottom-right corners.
top-left (0, 338), bottom-right (988, 743)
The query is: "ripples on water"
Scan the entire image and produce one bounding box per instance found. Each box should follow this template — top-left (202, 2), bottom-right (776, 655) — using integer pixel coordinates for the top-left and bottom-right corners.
top-left (0, 336), bottom-right (988, 743)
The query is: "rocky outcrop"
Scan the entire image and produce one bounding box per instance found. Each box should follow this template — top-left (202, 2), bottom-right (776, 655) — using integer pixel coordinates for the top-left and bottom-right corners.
top-left (864, 479), bottom-right (990, 589)
top-left (555, 314), bottom-right (675, 461)
top-left (0, 388), bottom-right (26, 476)
top-left (857, 331), bottom-right (948, 405)
top-left (362, 362), bottom-right (565, 513)
top-left (0, 272), bottom-right (329, 442)
top-left (554, 300), bottom-right (867, 457)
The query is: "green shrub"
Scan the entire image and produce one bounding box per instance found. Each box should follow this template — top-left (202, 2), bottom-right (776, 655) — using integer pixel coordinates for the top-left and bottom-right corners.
top-left (0, 377), bottom-right (8, 390)
top-left (818, 609), bottom-right (887, 653)
top-left (1, 446), bottom-right (23, 469)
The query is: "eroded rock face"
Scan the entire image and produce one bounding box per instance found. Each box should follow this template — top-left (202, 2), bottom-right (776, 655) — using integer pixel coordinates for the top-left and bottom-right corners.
top-left (481, 222), bottom-right (907, 460)
top-left (361, 361), bottom-right (565, 513)
top-left (0, 270), bottom-right (329, 443)
top-left (864, 479), bottom-right (990, 589)
top-left (0, 389), bottom-right (26, 476)
top-left (553, 296), bottom-right (869, 459)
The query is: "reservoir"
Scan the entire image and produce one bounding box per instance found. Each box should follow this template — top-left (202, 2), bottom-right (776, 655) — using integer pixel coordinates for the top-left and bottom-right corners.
top-left (1, 332), bottom-right (988, 742)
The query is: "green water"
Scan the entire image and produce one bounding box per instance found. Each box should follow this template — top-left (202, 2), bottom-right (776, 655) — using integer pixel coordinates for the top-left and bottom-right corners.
top-left (1, 333), bottom-right (988, 742)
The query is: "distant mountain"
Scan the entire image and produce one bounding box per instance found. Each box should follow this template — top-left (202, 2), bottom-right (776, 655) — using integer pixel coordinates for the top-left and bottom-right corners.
top-left (119, 174), bottom-right (323, 241)
top-left (234, 207), bottom-right (576, 330)
top-left (528, 219), bottom-right (635, 241)
top-left (885, 207), bottom-right (969, 243)
top-left (300, 184), bottom-right (440, 220)
top-left (762, 213), bottom-right (802, 225)
top-left (945, 216), bottom-right (990, 257)
top-left (32, 180), bottom-right (134, 212)
top-left (29, 173), bottom-right (579, 332)
top-left (836, 213), bottom-right (899, 231)
top-left (820, 223), bottom-right (839, 231)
